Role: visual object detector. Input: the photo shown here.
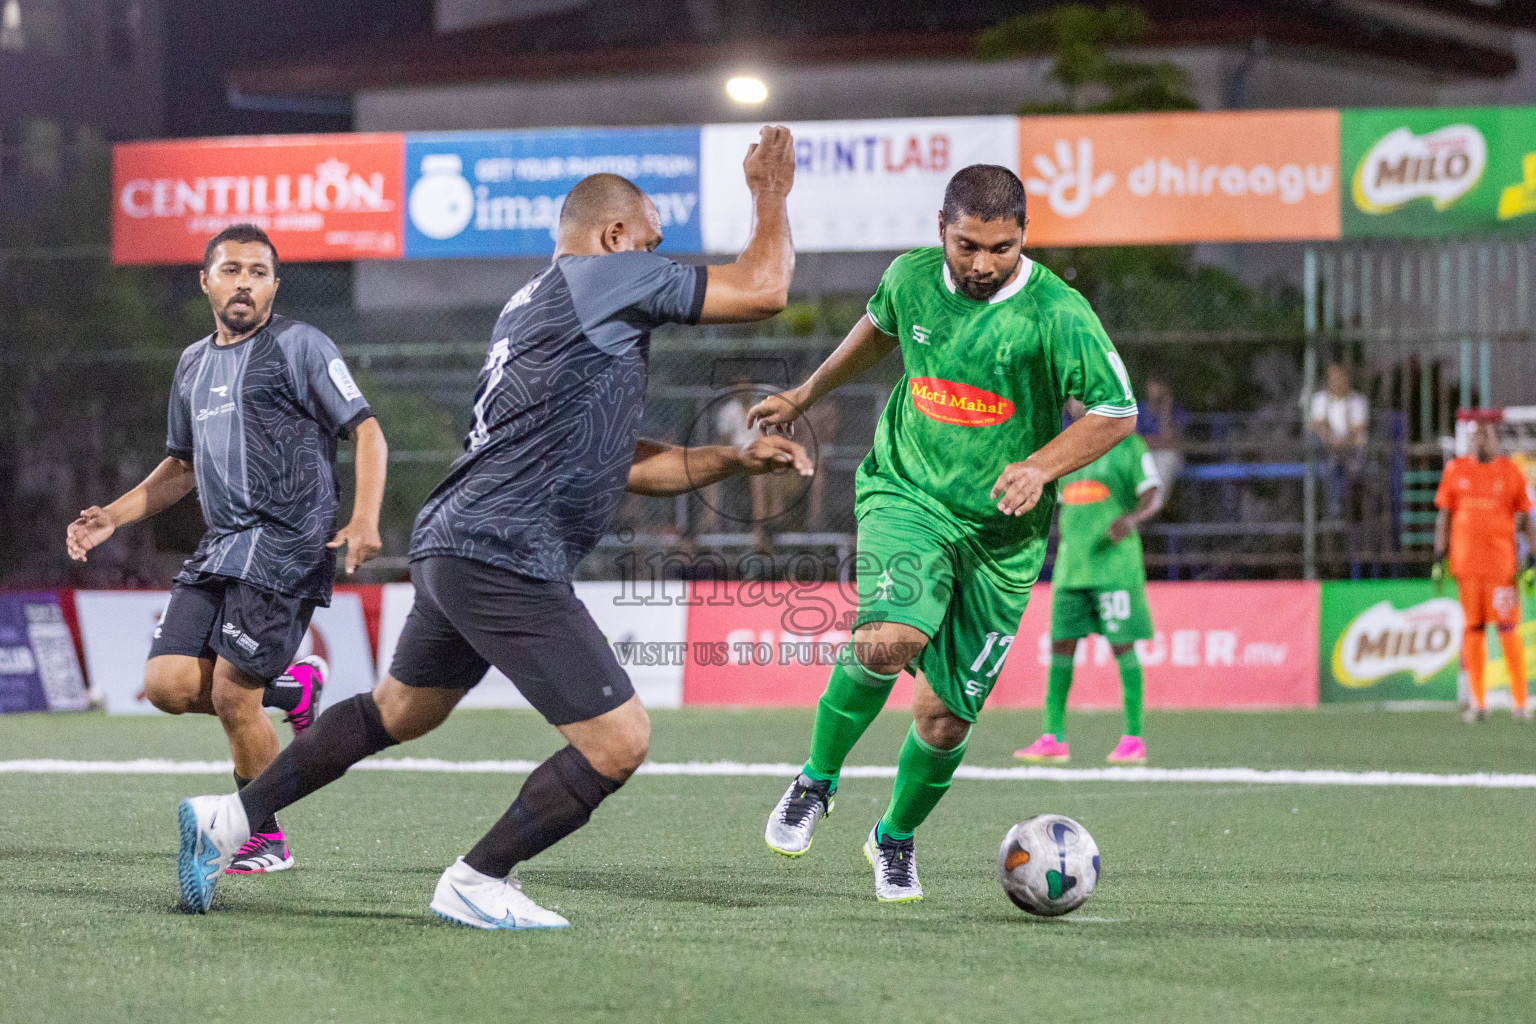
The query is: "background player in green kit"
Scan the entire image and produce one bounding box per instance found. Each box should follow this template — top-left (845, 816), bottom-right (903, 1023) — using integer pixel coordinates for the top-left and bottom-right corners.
top-left (1016, 410), bottom-right (1165, 767)
top-left (748, 165), bottom-right (1137, 902)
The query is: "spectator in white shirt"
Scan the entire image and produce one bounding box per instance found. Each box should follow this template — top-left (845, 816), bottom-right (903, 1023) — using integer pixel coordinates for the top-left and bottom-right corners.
top-left (1308, 362), bottom-right (1369, 519)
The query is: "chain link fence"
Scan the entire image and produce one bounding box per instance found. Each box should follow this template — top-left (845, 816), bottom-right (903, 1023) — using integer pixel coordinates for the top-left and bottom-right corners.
top-left (2, 242), bottom-right (1532, 589)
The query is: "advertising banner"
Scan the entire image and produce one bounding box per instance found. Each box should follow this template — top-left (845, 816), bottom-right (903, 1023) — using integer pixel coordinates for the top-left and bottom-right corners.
top-left (1318, 580), bottom-right (1461, 702)
top-left (682, 580), bottom-right (1319, 709)
top-left (112, 134), bottom-right (406, 264)
top-left (404, 127), bottom-right (702, 258)
top-left (700, 117), bottom-right (1018, 253)
top-left (1017, 110), bottom-right (1341, 246)
top-left (0, 593), bottom-right (90, 714)
top-left (76, 590), bottom-right (376, 713)
top-left (1342, 107), bottom-right (1536, 238)
top-left (375, 581), bottom-right (687, 709)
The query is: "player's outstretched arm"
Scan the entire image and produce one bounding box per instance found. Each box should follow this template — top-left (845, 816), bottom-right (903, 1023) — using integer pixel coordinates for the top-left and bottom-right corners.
top-left (626, 436), bottom-right (813, 497)
top-left (699, 125), bottom-right (795, 324)
top-left (327, 416), bottom-right (387, 574)
top-left (992, 413), bottom-right (1136, 517)
top-left (748, 315), bottom-right (898, 432)
top-left (65, 456), bottom-right (196, 562)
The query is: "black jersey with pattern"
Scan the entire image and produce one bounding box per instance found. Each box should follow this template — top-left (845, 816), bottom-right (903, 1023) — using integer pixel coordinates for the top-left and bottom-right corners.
top-left (166, 315), bottom-right (373, 603)
top-left (410, 251), bottom-right (708, 581)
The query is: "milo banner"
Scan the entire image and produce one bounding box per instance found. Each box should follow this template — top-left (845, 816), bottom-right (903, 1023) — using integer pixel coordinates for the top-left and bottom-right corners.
top-left (1321, 580), bottom-right (1460, 702)
top-left (1342, 106), bottom-right (1536, 239)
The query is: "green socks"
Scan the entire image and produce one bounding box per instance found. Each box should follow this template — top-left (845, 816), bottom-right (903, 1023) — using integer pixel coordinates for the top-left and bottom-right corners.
top-left (1043, 648), bottom-right (1144, 738)
top-left (1118, 646), bottom-right (1144, 737)
top-left (1042, 653), bottom-right (1074, 737)
top-left (802, 654), bottom-right (898, 784)
top-left (878, 723), bottom-right (969, 840)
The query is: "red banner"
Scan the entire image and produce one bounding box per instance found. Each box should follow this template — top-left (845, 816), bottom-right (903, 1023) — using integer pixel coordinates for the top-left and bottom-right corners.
top-left (112, 134), bottom-right (405, 265)
top-left (682, 581), bottom-right (1319, 709)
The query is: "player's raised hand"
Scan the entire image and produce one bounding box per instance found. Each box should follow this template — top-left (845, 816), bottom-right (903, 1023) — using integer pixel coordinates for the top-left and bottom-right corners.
top-left (327, 517), bottom-right (383, 575)
top-left (65, 506), bottom-right (116, 562)
top-left (743, 125), bottom-right (795, 198)
top-left (746, 389), bottom-right (805, 435)
top-left (991, 461), bottom-right (1049, 517)
top-left (737, 434), bottom-right (814, 478)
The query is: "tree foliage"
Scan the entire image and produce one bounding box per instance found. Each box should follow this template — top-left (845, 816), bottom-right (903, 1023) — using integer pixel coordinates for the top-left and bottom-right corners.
top-left (978, 3), bottom-right (1198, 114)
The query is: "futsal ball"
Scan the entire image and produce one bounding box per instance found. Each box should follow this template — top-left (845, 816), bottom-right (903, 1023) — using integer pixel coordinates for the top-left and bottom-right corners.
top-left (998, 814), bottom-right (1100, 917)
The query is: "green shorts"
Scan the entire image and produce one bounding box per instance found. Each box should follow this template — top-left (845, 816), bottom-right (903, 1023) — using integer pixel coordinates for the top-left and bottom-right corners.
top-left (1050, 584), bottom-right (1154, 643)
top-left (853, 501), bottom-right (1032, 722)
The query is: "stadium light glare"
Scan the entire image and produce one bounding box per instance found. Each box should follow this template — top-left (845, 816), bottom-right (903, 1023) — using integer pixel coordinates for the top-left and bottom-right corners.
top-left (725, 76), bottom-right (768, 104)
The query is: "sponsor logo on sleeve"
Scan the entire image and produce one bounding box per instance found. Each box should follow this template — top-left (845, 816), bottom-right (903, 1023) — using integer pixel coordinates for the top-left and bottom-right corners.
top-left (908, 377), bottom-right (1014, 427)
top-left (1331, 598), bottom-right (1463, 687)
top-left (1060, 480), bottom-right (1111, 505)
top-left (328, 358), bottom-right (363, 402)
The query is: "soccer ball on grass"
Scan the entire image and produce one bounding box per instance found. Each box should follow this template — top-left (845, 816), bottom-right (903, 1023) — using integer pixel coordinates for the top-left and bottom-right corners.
top-left (998, 814), bottom-right (1099, 917)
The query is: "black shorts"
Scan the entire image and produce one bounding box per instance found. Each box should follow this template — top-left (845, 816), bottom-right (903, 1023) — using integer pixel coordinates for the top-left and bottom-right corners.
top-left (148, 574), bottom-right (318, 682)
top-left (389, 555), bottom-right (634, 726)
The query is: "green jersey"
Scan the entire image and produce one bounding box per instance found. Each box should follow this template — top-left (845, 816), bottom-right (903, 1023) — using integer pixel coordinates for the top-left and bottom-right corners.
top-left (857, 247), bottom-right (1137, 588)
top-left (1053, 433), bottom-right (1160, 590)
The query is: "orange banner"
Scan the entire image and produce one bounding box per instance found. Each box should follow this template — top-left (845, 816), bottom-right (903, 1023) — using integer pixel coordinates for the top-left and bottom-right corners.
top-left (112, 134), bottom-right (405, 265)
top-left (1019, 110), bottom-right (1341, 246)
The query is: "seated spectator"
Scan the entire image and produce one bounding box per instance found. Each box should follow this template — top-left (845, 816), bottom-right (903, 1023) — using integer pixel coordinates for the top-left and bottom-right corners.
top-left (1138, 376), bottom-right (1187, 495)
top-left (1308, 361), bottom-right (1369, 519)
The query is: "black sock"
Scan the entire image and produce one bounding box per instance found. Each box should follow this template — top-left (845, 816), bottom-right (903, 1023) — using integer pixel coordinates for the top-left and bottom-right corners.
top-left (464, 745), bottom-right (623, 879)
top-left (238, 693), bottom-right (398, 828)
top-left (234, 772), bottom-right (279, 834)
top-left (261, 671), bottom-right (303, 713)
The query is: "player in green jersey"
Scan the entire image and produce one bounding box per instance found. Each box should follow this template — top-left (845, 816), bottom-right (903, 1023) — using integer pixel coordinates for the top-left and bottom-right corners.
top-left (750, 165), bottom-right (1137, 902)
top-left (1016, 418), bottom-right (1165, 767)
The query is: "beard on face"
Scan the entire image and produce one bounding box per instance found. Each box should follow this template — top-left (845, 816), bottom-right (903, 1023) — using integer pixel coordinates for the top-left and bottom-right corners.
top-left (946, 254), bottom-right (1020, 301)
top-left (217, 292), bottom-right (261, 333)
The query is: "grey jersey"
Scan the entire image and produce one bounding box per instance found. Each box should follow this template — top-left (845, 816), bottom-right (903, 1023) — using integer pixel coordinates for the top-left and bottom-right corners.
top-left (167, 315), bottom-right (373, 603)
top-left (410, 250), bottom-right (708, 581)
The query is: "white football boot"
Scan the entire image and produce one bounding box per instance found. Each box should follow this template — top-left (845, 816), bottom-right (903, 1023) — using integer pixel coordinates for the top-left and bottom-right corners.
top-left (864, 824), bottom-right (923, 903)
top-left (430, 857), bottom-right (570, 930)
top-left (765, 774), bottom-right (835, 857)
top-left (177, 792), bottom-right (250, 913)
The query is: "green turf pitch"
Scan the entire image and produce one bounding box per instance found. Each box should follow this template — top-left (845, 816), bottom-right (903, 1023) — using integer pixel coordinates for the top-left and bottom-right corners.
top-left (3, 707), bottom-right (1534, 1024)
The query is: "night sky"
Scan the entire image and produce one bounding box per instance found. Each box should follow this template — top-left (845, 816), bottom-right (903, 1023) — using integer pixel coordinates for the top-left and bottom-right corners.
top-left (161, 0), bottom-right (432, 137)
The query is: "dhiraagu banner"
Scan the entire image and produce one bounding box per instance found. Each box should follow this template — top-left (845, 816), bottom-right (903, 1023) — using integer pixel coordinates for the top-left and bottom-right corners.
top-left (1320, 580), bottom-right (1462, 702)
top-left (1341, 106), bottom-right (1536, 238)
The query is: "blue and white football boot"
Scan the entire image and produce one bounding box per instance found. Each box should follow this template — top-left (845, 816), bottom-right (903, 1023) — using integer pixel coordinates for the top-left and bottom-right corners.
top-left (177, 792), bottom-right (249, 913)
top-left (430, 857), bottom-right (569, 930)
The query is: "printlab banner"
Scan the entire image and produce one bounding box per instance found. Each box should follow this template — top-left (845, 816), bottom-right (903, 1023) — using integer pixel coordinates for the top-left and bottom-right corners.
top-left (75, 590), bottom-right (375, 714)
top-left (682, 581), bottom-right (1320, 709)
top-left (1342, 106), bottom-right (1536, 238)
top-left (700, 117), bottom-right (1018, 252)
top-left (0, 592), bottom-right (89, 714)
top-left (403, 127), bottom-right (701, 257)
top-left (112, 134), bottom-right (406, 264)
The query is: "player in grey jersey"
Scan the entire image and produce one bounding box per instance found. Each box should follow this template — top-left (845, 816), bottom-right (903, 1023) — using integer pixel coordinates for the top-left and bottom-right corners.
top-left (67, 224), bottom-right (388, 876)
top-left (178, 127), bottom-right (804, 927)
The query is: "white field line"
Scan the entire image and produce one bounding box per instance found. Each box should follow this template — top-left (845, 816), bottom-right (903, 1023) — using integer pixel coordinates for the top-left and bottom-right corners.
top-left (2, 758), bottom-right (1536, 789)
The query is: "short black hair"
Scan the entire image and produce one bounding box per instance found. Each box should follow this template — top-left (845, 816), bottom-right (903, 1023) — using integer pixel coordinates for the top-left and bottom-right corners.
top-left (941, 164), bottom-right (1027, 228)
top-left (559, 173), bottom-right (649, 229)
top-left (203, 224), bottom-right (279, 275)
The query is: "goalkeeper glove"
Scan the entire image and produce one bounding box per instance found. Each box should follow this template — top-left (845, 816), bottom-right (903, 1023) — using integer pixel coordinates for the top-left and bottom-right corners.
top-left (1431, 557), bottom-right (1447, 595)
top-left (1522, 562), bottom-right (1535, 599)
